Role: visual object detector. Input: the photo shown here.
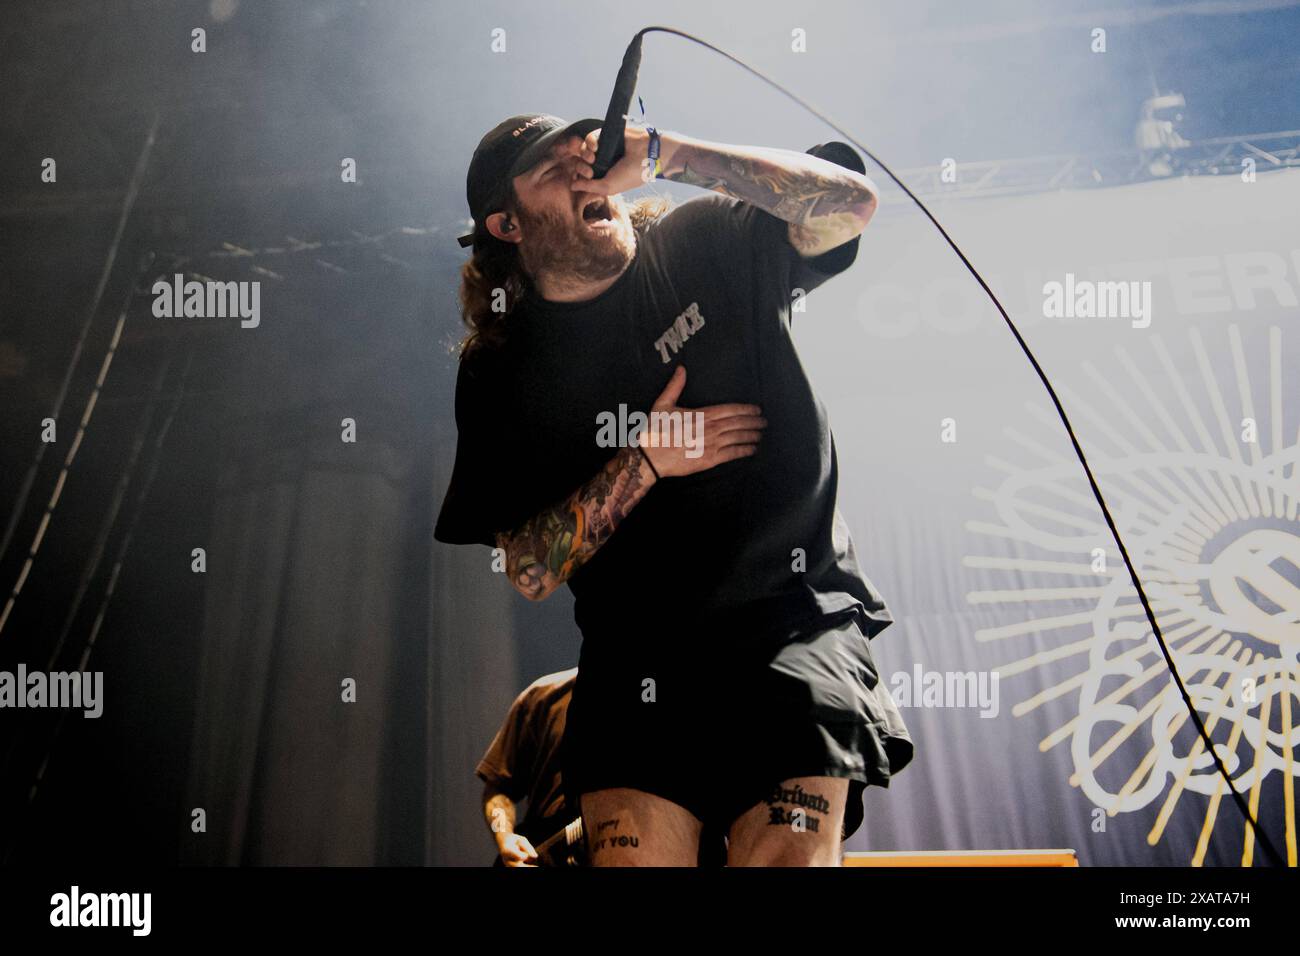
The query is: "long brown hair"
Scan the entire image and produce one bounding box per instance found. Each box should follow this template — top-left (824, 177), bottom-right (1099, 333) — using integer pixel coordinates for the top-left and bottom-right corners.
top-left (455, 186), bottom-right (671, 358)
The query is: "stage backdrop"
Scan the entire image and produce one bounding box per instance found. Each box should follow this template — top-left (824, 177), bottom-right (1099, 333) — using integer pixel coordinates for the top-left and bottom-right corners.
top-left (794, 167), bottom-right (1300, 866)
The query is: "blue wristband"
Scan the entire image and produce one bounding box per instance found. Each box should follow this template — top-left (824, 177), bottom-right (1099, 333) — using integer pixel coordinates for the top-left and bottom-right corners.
top-left (646, 126), bottom-right (663, 179)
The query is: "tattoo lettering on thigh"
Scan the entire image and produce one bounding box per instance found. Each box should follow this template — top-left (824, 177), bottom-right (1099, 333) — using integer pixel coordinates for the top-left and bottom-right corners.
top-left (590, 817), bottom-right (640, 853)
top-left (765, 784), bottom-right (830, 830)
top-left (768, 806), bottom-right (818, 831)
top-left (768, 783), bottom-right (830, 814)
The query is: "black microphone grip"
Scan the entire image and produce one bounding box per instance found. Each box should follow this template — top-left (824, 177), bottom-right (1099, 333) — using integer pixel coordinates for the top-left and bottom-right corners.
top-left (590, 32), bottom-right (645, 179)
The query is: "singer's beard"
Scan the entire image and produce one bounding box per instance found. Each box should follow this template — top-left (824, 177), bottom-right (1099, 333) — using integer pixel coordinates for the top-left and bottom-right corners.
top-left (517, 193), bottom-right (636, 288)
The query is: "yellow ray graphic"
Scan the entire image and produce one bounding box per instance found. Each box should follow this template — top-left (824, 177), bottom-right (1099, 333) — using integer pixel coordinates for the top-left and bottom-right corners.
top-left (1148, 644), bottom-right (1254, 842)
top-left (965, 324), bottom-right (1299, 865)
top-left (1081, 636), bottom-right (1235, 799)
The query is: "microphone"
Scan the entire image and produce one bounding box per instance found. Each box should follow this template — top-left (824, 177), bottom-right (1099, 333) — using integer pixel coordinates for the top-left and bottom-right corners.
top-left (590, 30), bottom-right (646, 179)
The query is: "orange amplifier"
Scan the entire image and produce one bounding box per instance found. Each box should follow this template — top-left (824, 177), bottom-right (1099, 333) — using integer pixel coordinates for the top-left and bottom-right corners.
top-left (843, 849), bottom-right (1079, 867)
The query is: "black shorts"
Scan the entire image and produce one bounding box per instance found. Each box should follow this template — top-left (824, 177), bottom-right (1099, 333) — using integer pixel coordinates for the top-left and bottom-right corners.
top-left (559, 610), bottom-right (914, 842)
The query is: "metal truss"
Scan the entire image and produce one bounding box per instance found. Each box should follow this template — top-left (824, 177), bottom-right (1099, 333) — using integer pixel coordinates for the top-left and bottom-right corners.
top-left (871, 129), bottom-right (1300, 213)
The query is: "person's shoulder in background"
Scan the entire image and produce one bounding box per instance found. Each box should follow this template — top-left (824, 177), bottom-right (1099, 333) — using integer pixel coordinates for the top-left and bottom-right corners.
top-left (519, 667), bottom-right (578, 707)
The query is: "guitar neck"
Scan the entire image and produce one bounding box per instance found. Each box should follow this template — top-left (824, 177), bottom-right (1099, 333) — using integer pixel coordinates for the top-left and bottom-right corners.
top-left (533, 816), bottom-right (584, 865)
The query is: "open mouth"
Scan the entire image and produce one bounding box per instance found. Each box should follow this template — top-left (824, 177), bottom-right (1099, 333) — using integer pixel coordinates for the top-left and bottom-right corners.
top-left (580, 196), bottom-right (612, 225)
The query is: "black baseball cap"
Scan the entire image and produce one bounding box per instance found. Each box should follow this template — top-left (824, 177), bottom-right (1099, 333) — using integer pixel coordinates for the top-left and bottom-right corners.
top-left (457, 113), bottom-right (604, 248)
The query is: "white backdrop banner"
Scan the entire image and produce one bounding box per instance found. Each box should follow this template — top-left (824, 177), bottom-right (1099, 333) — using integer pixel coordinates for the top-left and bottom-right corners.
top-left (798, 168), bottom-right (1300, 866)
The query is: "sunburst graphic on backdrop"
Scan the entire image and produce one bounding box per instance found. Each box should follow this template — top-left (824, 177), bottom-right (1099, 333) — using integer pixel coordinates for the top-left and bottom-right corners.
top-left (964, 324), bottom-right (1298, 866)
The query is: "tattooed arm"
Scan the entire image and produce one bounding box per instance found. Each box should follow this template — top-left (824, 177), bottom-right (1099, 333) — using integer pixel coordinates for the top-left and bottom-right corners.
top-left (492, 365), bottom-right (765, 601)
top-left (482, 783), bottom-right (518, 835)
top-left (483, 782), bottom-right (539, 866)
top-left (495, 445), bottom-right (657, 601)
top-left (657, 133), bottom-right (878, 258)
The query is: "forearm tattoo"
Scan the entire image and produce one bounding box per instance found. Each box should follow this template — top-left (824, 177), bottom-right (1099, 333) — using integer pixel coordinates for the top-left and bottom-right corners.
top-left (484, 790), bottom-right (516, 834)
top-left (497, 445), bottom-right (655, 600)
top-left (663, 140), bottom-right (876, 254)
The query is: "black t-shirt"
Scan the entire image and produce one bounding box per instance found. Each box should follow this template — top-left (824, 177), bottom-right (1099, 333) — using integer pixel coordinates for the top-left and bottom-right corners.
top-left (435, 192), bottom-right (893, 643)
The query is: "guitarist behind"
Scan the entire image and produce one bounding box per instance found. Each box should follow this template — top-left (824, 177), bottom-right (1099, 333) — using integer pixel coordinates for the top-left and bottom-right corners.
top-left (479, 668), bottom-right (583, 867)
top-left (479, 666), bottom-right (728, 867)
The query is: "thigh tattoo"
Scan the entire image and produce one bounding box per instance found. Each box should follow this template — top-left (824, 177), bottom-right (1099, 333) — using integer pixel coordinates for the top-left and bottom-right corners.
top-left (589, 817), bottom-right (642, 855)
top-left (764, 783), bottom-right (831, 833)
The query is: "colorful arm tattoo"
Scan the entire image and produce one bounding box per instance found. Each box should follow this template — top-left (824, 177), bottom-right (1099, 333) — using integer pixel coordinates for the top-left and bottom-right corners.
top-left (662, 137), bottom-right (877, 257)
top-left (495, 445), bottom-right (657, 601)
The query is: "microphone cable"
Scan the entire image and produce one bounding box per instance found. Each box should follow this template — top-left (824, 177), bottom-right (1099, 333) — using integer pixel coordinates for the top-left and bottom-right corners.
top-left (597, 25), bottom-right (1284, 867)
